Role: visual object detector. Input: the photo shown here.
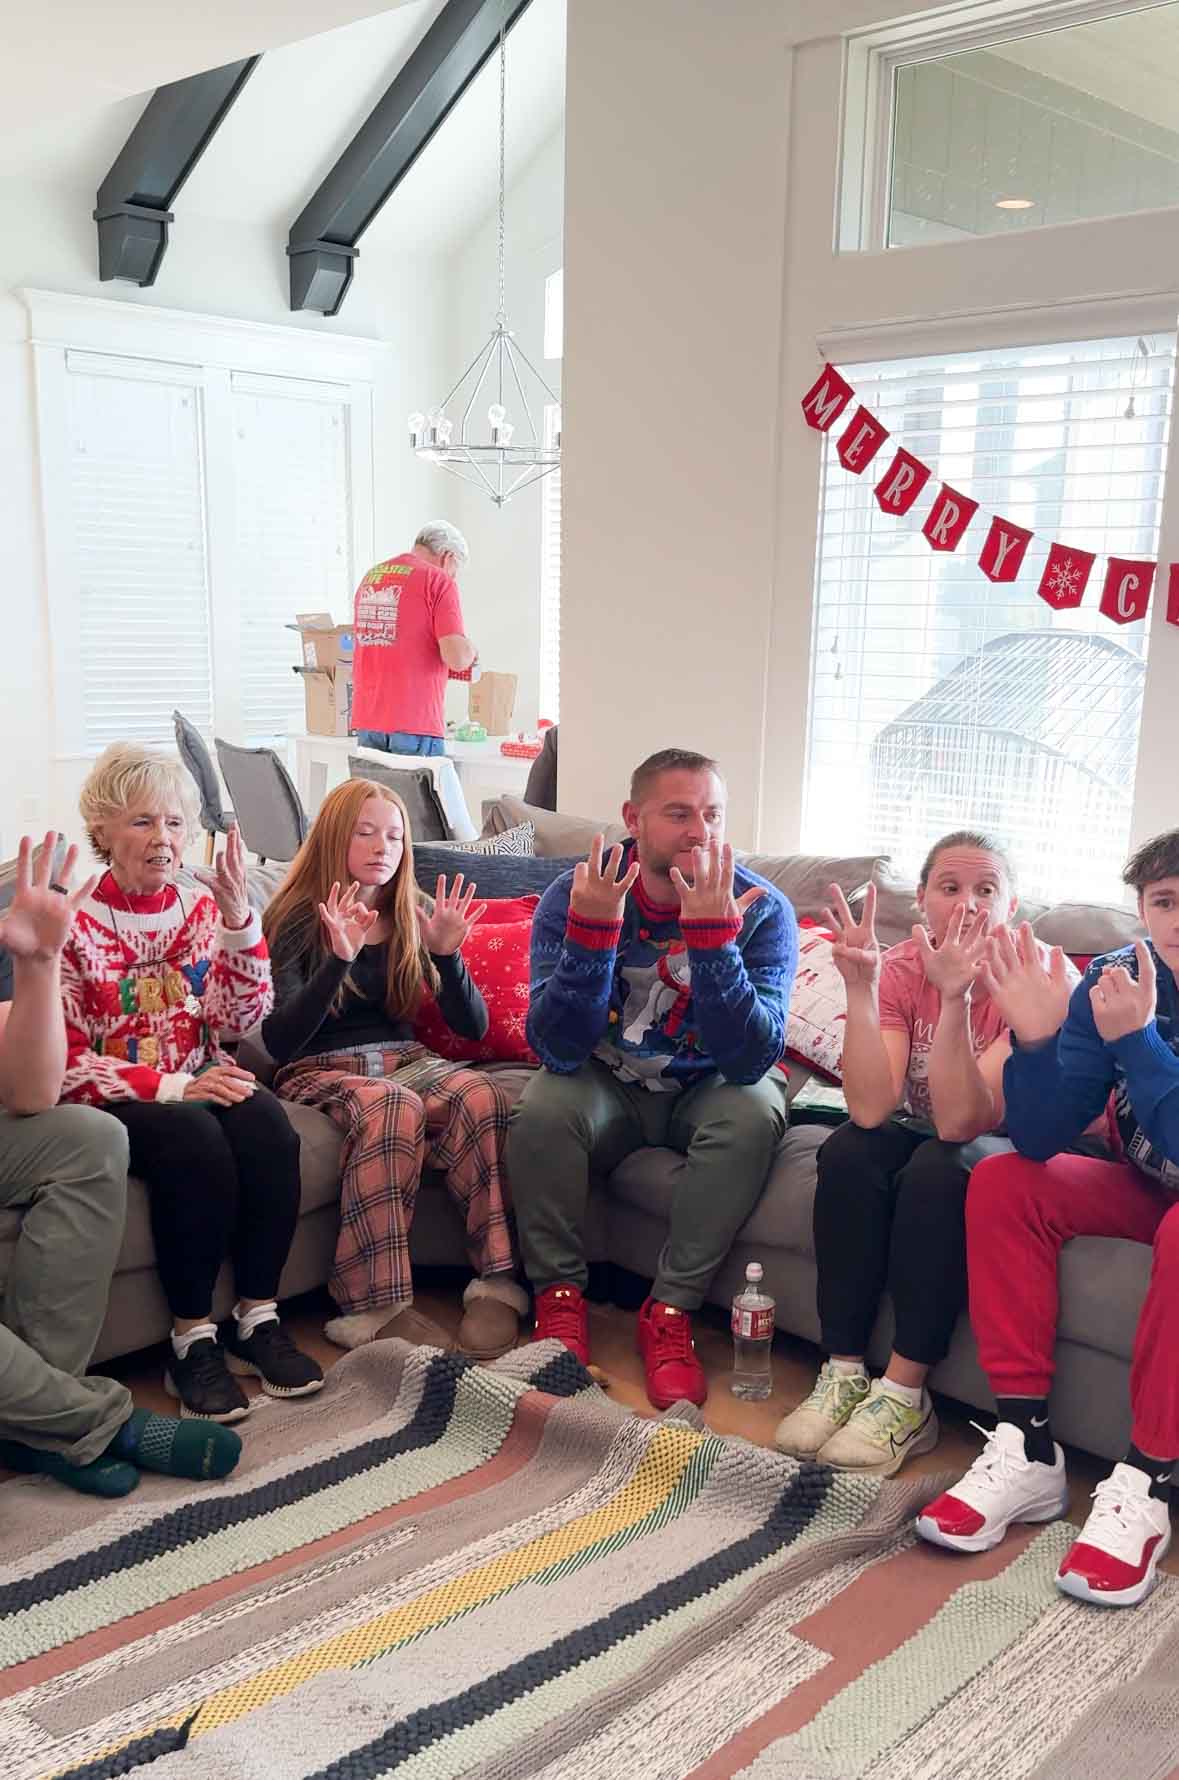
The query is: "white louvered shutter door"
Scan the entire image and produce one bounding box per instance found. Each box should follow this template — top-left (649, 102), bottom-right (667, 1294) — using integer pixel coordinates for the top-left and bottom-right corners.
top-left (67, 354), bottom-right (213, 749)
top-left (231, 376), bottom-right (353, 746)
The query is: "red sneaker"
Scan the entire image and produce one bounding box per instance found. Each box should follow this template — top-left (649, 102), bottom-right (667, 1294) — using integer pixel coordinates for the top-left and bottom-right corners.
top-left (532, 1283), bottom-right (590, 1366)
top-left (637, 1297), bottom-right (707, 1410)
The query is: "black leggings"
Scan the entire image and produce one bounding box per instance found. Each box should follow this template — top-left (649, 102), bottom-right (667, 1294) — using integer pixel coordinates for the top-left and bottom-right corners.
top-left (108, 1087), bottom-right (301, 1320)
top-left (813, 1119), bottom-right (1012, 1368)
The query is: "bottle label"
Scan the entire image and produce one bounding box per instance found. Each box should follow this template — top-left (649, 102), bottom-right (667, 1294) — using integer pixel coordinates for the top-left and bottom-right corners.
top-left (731, 1305), bottom-right (774, 1341)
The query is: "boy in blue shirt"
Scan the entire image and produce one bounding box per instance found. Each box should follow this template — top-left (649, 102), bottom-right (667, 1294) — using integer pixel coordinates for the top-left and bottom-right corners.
top-left (919, 830), bottom-right (1179, 1606)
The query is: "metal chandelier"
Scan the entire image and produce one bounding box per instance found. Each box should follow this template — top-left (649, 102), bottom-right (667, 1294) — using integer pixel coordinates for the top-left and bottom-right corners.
top-left (408, 2), bottom-right (561, 506)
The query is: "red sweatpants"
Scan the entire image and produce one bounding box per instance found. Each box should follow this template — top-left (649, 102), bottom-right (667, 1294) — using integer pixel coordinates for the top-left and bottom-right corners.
top-left (967, 1151), bottom-right (1179, 1458)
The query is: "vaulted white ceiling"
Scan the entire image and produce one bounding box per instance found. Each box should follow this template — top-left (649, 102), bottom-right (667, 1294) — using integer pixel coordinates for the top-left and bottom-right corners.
top-left (0, 0), bottom-right (566, 256)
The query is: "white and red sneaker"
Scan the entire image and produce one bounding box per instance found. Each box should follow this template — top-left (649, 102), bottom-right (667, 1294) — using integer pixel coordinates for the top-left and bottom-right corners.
top-left (1056, 1463), bottom-right (1173, 1607)
top-left (916, 1422), bottom-right (1069, 1553)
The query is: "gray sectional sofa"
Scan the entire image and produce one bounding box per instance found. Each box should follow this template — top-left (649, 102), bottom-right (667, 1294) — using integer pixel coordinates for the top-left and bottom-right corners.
top-left (0, 800), bottom-right (1150, 1460)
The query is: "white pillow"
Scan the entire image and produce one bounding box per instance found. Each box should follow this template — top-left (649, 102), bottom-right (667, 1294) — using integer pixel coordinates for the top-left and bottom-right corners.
top-left (786, 919), bottom-right (848, 1081)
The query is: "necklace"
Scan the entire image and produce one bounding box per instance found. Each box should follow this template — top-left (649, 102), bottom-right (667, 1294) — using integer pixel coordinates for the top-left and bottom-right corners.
top-left (102, 875), bottom-right (190, 966)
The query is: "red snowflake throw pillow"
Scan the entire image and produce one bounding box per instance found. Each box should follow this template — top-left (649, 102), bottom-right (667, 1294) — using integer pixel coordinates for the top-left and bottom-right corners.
top-left (413, 907), bottom-right (538, 1065)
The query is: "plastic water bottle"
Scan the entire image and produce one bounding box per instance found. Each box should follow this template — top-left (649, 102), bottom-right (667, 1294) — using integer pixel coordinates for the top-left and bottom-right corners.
top-left (731, 1262), bottom-right (775, 1400)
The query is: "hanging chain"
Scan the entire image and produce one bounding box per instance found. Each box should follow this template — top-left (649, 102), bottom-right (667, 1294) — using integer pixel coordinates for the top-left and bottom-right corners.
top-left (496, 0), bottom-right (507, 327)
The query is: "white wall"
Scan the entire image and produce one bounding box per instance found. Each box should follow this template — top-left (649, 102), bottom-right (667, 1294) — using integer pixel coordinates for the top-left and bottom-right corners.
top-left (438, 126), bottom-right (565, 736)
top-left (0, 169), bottom-right (447, 856)
top-left (560, 0), bottom-right (1179, 854)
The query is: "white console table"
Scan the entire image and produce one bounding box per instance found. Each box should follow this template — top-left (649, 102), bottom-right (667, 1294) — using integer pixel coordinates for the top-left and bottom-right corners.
top-left (293, 734), bottom-right (533, 840)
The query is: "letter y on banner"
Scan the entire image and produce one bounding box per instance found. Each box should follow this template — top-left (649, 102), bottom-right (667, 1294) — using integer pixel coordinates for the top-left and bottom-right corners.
top-left (800, 365), bottom-right (854, 432)
top-left (978, 517), bottom-right (1033, 583)
top-left (874, 448), bottom-right (931, 515)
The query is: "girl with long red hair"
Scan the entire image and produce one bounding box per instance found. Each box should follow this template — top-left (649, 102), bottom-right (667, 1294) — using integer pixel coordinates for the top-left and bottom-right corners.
top-left (262, 780), bottom-right (525, 1357)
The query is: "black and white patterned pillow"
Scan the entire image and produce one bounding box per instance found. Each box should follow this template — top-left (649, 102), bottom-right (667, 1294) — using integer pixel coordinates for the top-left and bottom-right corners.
top-left (428, 820), bottom-right (536, 857)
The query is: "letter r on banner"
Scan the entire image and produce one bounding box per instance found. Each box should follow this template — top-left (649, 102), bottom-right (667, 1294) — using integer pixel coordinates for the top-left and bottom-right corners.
top-left (922, 485), bottom-right (979, 552)
top-left (1100, 557), bottom-right (1156, 625)
top-left (874, 448), bottom-right (931, 515)
top-left (800, 364), bottom-right (854, 432)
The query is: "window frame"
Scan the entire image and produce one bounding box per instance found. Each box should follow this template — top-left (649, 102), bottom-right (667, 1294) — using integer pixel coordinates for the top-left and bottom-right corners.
top-left (25, 288), bottom-right (381, 761)
top-left (840, 0), bottom-right (1179, 255)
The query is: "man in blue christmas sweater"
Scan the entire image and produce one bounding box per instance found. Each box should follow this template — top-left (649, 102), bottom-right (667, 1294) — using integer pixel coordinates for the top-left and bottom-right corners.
top-left (919, 828), bottom-right (1179, 1607)
top-left (506, 749), bottom-right (798, 1409)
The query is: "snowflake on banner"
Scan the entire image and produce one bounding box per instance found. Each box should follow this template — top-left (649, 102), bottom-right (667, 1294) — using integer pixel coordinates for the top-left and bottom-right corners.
top-left (1046, 555), bottom-right (1085, 605)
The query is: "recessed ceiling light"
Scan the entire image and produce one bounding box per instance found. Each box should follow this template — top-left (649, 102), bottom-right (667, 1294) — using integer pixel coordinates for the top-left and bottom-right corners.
top-left (995, 196), bottom-right (1036, 210)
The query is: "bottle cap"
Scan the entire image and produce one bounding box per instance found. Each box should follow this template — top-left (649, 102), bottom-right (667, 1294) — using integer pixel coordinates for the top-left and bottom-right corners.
top-left (746, 1262), bottom-right (763, 1283)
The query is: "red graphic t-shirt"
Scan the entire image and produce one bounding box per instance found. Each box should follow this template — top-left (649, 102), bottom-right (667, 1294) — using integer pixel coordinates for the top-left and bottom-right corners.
top-left (351, 553), bottom-right (465, 737)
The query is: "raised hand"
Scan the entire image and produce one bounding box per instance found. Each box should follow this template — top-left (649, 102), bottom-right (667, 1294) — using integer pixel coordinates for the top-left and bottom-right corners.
top-left (183, 1061), bottom-right (257, 1106)
top-left (1090, 941), bottom-right (1156, 1042)
top-left (0, 832), bottom-right (97, 963)
top-left (194, 824), bottom-right (250, 930)
top-left (569, 835), bottom-right (640, 923)
top-left (318, 880), bottom-right (380, 962)
top-left (418, 875), bottom-right (487, 957)
top-left (977, 922), bottom-right (1072, 1044)
top-left (671, 840), bottom-right (764, 927)
top-left (823, 882), bottom-right (881, 991)
top-left (914, 903), bottom-right (990, 1000)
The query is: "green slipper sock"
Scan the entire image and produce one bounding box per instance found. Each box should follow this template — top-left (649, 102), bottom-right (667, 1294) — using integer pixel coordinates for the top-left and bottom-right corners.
top-left (108, 1408), bottom-right (242, 1481)
top-left (0, 1437), bottom-right (139, 1498)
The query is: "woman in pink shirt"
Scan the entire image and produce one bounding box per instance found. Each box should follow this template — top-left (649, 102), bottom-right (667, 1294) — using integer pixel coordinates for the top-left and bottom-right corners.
top-left (777, 830), bottom-right (1076, 1476)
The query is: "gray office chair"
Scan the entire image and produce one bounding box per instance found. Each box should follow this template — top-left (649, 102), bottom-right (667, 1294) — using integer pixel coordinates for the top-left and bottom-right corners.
top-left (174, 710), bottom-right (235, 865)
top-left (214, 739), bottom-right (308, 864)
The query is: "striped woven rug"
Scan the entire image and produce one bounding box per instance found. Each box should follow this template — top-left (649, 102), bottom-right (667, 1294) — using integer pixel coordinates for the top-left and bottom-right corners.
top-left (3, 1343), bottom-right (1179, 1780)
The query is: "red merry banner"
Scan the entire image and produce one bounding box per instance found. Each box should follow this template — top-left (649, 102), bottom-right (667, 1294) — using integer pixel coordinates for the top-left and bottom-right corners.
top-left (800, 362), bottom-right (1165, 627)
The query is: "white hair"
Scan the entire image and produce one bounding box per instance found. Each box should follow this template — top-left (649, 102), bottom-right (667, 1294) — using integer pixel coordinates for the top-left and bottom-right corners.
top-left (79, 743), bottom-right (198, 862)
top-left (415, 520), bottom-right (469, 565)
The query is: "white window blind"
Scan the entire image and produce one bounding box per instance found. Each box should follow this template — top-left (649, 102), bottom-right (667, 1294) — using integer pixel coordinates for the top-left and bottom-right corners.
top-left (67, 357), bottom-right (213, 749)
top-left (231, 378), bottom-right (353, 746)
top-left (803, 333), bottom-right (1176, 905)
top-left (539, 413), bottom-right (561, 723)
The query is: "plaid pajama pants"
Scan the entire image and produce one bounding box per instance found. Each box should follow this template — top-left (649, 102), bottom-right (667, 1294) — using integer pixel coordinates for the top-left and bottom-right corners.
top-left (275, 1045), bottom-right (515, 1315)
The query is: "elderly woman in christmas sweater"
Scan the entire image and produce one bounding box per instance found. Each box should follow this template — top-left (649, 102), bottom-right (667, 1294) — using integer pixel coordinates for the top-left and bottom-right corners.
top-left (59, 743), bottom-right (322, 1423)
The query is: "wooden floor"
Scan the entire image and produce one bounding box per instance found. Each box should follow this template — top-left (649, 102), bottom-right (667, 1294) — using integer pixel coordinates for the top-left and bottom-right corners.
top-left (96, 1278), bottom-right (1179, 1575)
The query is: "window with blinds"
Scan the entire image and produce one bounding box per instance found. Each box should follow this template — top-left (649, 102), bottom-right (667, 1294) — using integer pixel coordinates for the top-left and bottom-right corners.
top-left (231, 376), bottom-right (353, 746)
top-left (803, 333), bottom-right (1176, 905)
top-left (67, 356), bottom-right (213, 749)
top-left (539, 418), bottom-right (561, 724)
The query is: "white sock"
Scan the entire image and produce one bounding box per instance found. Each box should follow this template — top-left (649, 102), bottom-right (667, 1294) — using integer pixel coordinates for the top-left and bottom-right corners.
top-left (829, 1358), bottom-right (866, 1378)
top-left (880, 1377), bottom-right (925, 1409)
top-left (234, 1300), bottom-right (279, 1340)
top-left (172, 1320), bottom-right (218, 1361)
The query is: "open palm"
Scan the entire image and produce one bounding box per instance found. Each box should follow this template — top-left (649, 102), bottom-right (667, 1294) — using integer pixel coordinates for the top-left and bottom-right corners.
top-left (0, 833), bottom-right (96, 962)
top-left (419, 875), bottom-right (487, 956)
top-left (824, 882), bottom-right (881, 990)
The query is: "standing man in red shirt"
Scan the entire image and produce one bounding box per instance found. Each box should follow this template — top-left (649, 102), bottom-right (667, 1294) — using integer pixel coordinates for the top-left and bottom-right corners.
top-left (352, 521), bottom-right (477, 757)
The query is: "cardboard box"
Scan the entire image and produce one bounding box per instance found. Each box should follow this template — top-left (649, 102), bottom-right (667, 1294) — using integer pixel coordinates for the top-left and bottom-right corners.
top-left (297, 662), bottom-right (353, 737)
top-left (289, 616), bottom-right (355, 736)
top-left (468, 671), bottom-right (517, 736)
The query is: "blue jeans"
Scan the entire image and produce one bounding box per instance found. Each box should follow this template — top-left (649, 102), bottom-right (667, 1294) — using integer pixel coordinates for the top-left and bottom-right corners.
top-left (356, 730), bottom-right (445, 757)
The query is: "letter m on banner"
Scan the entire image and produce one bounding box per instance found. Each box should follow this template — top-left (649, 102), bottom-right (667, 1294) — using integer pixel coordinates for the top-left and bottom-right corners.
top-left (800, 364), bottom-right (854, 433)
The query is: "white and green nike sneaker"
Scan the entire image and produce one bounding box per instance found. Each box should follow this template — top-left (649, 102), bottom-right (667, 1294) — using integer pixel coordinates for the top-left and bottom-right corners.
top-left (774, 1361), bottom-right (869, 1458)
top-left (818, 1377), bottom-right (939, 1476)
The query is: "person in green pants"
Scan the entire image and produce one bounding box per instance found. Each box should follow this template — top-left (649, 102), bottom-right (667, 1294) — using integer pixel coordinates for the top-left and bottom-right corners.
top-left (0, 833), bottom-right (240, 1496)
top-left (506, 750), bottom-right (798, 1409)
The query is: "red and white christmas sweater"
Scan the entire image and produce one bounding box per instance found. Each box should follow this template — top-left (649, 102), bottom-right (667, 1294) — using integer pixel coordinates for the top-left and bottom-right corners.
top-left (60, 873), bottom-right (274, 1105)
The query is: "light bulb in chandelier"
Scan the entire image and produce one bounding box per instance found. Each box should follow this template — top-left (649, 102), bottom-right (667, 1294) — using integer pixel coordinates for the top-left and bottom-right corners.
top-left (408, 412), bottom-right (425, 436)
top-left (497, 420), bottom-right (515, 445)
top-left (488, 403), bottom-right (508, 428)
top-left (435, 416), bottom-right (454, 446)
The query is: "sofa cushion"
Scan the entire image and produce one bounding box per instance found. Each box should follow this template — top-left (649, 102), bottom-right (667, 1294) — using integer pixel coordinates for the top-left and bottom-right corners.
top-left (428, 820), bottom-right (536, 856)
top-left (1057, 1234), bottom-right (1152, 1362)
top-left (1033, 902), bottom-right (1143, 957)
top-left (607, 1121), bottom-right (829, 1258)
top-left (414, 919), bottom-right (537, 1064)
top-left (481, 795), bottom-right (626, 858)
top-left (739, 853), bottom-right (888, 924)
top-left (413, 845), bottom-right (577, 901)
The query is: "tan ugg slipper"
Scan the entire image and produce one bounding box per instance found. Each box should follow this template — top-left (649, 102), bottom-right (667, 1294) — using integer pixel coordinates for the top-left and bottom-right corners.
top-left (456, 1277), bottom-right (530, 1359)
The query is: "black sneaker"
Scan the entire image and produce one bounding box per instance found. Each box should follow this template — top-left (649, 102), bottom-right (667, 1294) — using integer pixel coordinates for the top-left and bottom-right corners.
top-left (222, 1317), bottom-right (324, 1399)
top-left (164, 1336), bottom-right (250, 1423)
